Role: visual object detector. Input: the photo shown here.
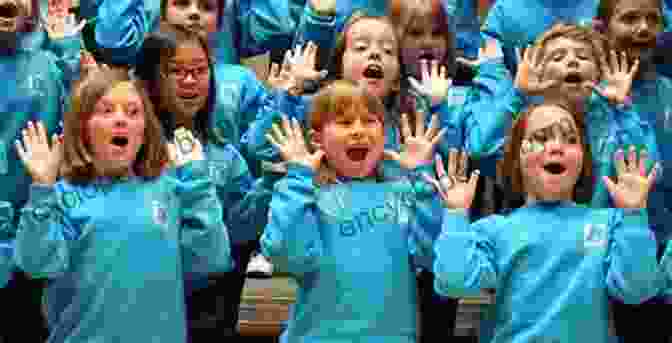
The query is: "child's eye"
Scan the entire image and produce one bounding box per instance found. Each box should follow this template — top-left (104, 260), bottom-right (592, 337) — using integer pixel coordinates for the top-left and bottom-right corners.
top-left (174, 0), bottom-right (190, 7)
top-left (354, 44), bottom-right (367, 51)
top-left (567, 135), bottom-right (579, 144)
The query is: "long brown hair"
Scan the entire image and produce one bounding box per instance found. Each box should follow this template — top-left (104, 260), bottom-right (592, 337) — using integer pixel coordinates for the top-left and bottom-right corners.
top-left (62, 69), bottom-right (169, 183)
top-left (309, 80), bottom-right (386, 185)
top-left (497, 103), bottom-right (594, 204)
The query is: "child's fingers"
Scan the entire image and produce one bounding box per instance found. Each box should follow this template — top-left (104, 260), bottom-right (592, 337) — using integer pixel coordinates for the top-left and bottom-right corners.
top-left (36, 121), bottom-right (47, 145)
top-left (435, 154), bottom-right (447, 179)
top-left (468, 170), bottom-right (480, 192)
top-left (459, 151), bottom-right (469, 180)
top-left (415, 111), bottom-right (426, 138)
top-left (610, 50), bottom-right (619, 74)
top-left (269, 63), bottom-right (279, 78)
top-left (639, 149), bottom-right (649, 177)
top-left (431, 60), bottom-right (439, 78)
top-left (614, 149), bottom-right (627, 177)
top-left (430, 127), bottom-right (447, 146)
top-left (407, 77), bottom-right (424, 94)
top-left (421, 59), bottom-right (430, 82)
top-left (447, 148), bottom-right (458, 176)
top-left (400, 113), bottom-right (412, 140)
top-left (15, 139), bottom-right (27, 164)
top-left (425, 114), bottom-right (439, 140)
top-left (629, 58), bottom-right (640, 77)
top-left (627, 145), bottom-right (637, 173)
top-left (270, 123), bottom-right (286, 144)
top-left (602, 175), bottom-right (619, 197)
top-left (647, 163), bottom-right (659, 186)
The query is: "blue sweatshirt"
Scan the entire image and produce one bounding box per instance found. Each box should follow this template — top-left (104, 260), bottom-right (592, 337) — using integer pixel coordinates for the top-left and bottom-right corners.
top-left (434, 203), bottom-right (660, 343)
top-left (482, 0), bottom-right (672, 80)
top-left (82, 0), bottom-right (294, 65)
top-left (0, 30), bottom-right (79, 286)
top-left (261, 163), bottom-right (442, 343)
top-left (13, 161), bottom-right (232, 343)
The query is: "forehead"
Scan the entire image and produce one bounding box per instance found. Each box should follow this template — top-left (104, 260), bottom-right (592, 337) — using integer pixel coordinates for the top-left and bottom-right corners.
top-left (100, 82), bottom-right (142, 103)
top-left (525, 105), bottom-right (577, 135)
top-left (613, 0), bottom-right (660, 14)
top-left (545, 37), bottom-right (593, 54)
top-left (348, 19), bottom-right (397, 42)
top-left (167, 41), bottom-right (208, 64)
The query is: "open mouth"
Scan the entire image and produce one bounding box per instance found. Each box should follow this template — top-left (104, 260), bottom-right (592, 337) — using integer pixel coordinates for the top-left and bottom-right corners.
top-left (418, 52), bottom-right (435, 61)
top-left (543, 162), bottom-right (567, 175)
top-left (346, 147), bottom-right (369, 161)
top-left (0, 3), bottom-right (18, 19)
top-left (363, 64), bottom-right (384, 79)
top-left (179, 94), bottom-right (199, 100)
top-left (111, 136), bottom-right (129, 148)
top-left (564, 73), bottom-right (583, 84)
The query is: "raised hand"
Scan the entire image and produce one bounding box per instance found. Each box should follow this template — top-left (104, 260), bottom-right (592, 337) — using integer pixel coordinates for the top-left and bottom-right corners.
top-left (15, 121), bottom-right (63, 186)
top-left (456, 38), bottom-right (504, 68)
top-left (603, 146), bottom-right (657, 209)
top-left (408, 59), bottom-right (453, 106)
top-left (266, 115), bottom-right (325, 171)
top-left (166, 128), bottom-right (204, 167)
top-left (43, 0), bottom-right (86, 40)
top-left (266, 53), bottom-right (294, 92)
top-left (309, 0), bottom-right (336, 15)
top-left (590, 50), bottom-right (639, 105)
top-left (423, 152), bottom-right (480, 209)
top-left (514, 45), bottom-right (560, 96)
top-left (283, 42), bottom-right (328, 95)
top-left (383, 111), bottom-right (446, 170)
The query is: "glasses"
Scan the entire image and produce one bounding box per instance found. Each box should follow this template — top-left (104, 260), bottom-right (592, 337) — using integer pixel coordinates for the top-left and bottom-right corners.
top-left (164, 66), bottom-right (210, 81)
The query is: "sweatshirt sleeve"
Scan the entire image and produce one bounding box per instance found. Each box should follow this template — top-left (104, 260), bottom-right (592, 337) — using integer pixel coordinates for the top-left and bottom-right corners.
top-left (242, 91), bottom-right (311, 164)
top-left (404, 163), bottom-right (446, 270)
top-left (236, 0), bottom-right (295, 58)
top-left (433, 211), bottom-right (499, 297)
top-left (260, 163), bottom-right (323, 276)
top-left (291, 3), bottom-right (337, 71)
top-left (45, 36), bottom-right (82, 94)
top-left (94, 0), bottom-right (148, 65)
top-left (14, 184), bottom-right (79, 279)
top-left (174, 160), bottom-right (233, 275)
top-left (606, 208), bottom-right (661, 304)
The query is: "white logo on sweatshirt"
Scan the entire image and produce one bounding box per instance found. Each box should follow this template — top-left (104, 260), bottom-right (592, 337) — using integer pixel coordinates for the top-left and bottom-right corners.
top-left (152, 200), bottom-right (168, 226)
top-left (584, 223), bottom-right (608, 248)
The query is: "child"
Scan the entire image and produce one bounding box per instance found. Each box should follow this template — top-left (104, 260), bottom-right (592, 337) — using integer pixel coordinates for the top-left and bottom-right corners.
top-left (594, 0), bottom-right (672, 340)
top-left (431, 103), bottom-right (660, 343)
top-left (135, 22), bottom-right (271, 341)
top-left (481, 0), bottom-right (672, 80)
top-left (0, 0), bottom-right (81, 341)
top-left (261, 80), bottom-right (444, 342)
top-left (13, 68), bottom-right (232, 343)
top-left (82, 0), bottom-right (298, 65)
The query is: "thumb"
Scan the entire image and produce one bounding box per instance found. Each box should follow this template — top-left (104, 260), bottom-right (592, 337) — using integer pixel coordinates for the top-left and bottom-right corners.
top-left (407, 77), bottom-right (424, 94)
top-left (382, 149), bottom-right (401, 162)
top-left (602, 175), bottom-right (619, 198)
top-left (456, 56), bottom-right (477, 67)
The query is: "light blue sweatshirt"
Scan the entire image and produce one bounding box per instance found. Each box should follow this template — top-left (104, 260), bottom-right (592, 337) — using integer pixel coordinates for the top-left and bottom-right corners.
top-left (434, 203), bottom-right (660, 343)
top-left (13, 161), bottom-right (232, 343)
top-left (261, 162), bottom-right (443, 343)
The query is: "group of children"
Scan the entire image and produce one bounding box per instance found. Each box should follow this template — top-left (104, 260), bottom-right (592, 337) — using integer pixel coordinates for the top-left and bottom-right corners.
top-left (1, 0), bottom-right (672, 342)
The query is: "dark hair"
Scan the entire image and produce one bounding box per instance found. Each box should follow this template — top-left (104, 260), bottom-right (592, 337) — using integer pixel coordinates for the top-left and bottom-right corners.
top-left (596, 0), bottom-right (664, 27)
top-left (62, 69), bottom-right (169, 183)
top-left (497, 103), bottom-right (594, 205)
top-left (135, 21), bottom-right (216, 144)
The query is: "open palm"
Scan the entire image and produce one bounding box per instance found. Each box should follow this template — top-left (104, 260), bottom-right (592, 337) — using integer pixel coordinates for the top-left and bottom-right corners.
top-left (603, 146), bottom-right (657, 209)
top-left (266, 115), bottom-right (325, 171)
top-left (384, 111), bottom-right (446, 170)
top-left (15, 121), bottom-right (63, 186)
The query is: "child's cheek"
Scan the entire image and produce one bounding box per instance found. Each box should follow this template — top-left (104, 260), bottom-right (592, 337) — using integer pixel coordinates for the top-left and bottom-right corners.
top-left (521, 151), bottom-right (545, 178)
top-left (206, 16), bottom-right (217, 33)
top-left (564, 145), bottom-right (584, 174)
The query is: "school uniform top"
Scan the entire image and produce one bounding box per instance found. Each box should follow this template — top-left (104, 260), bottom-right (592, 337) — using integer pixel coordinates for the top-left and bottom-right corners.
top-left (434, 202), bottom-right (661, 343)
top-left (261, 163), bottom-right (443, 343)
top-left (13, 160), bottom-right (232, 343)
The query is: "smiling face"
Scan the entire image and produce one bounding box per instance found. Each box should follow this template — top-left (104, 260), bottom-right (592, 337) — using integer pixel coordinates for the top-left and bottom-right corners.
top-left (605, 0), bottom-right (663, 61)
top-left (341, 18), bottom-right (400, 99)
top-left (158, 39), bottom-right (211, 123)
top-left (85, 82), bottom-right (146, 177)
top-left (164, 0), bottom-right (218, 37)
top-left (314, 101), bottom-right (386, 179)
top-left (541, 37), bottom-right (601, 102)
top-left (519, 105), bottom-right (585, 204)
